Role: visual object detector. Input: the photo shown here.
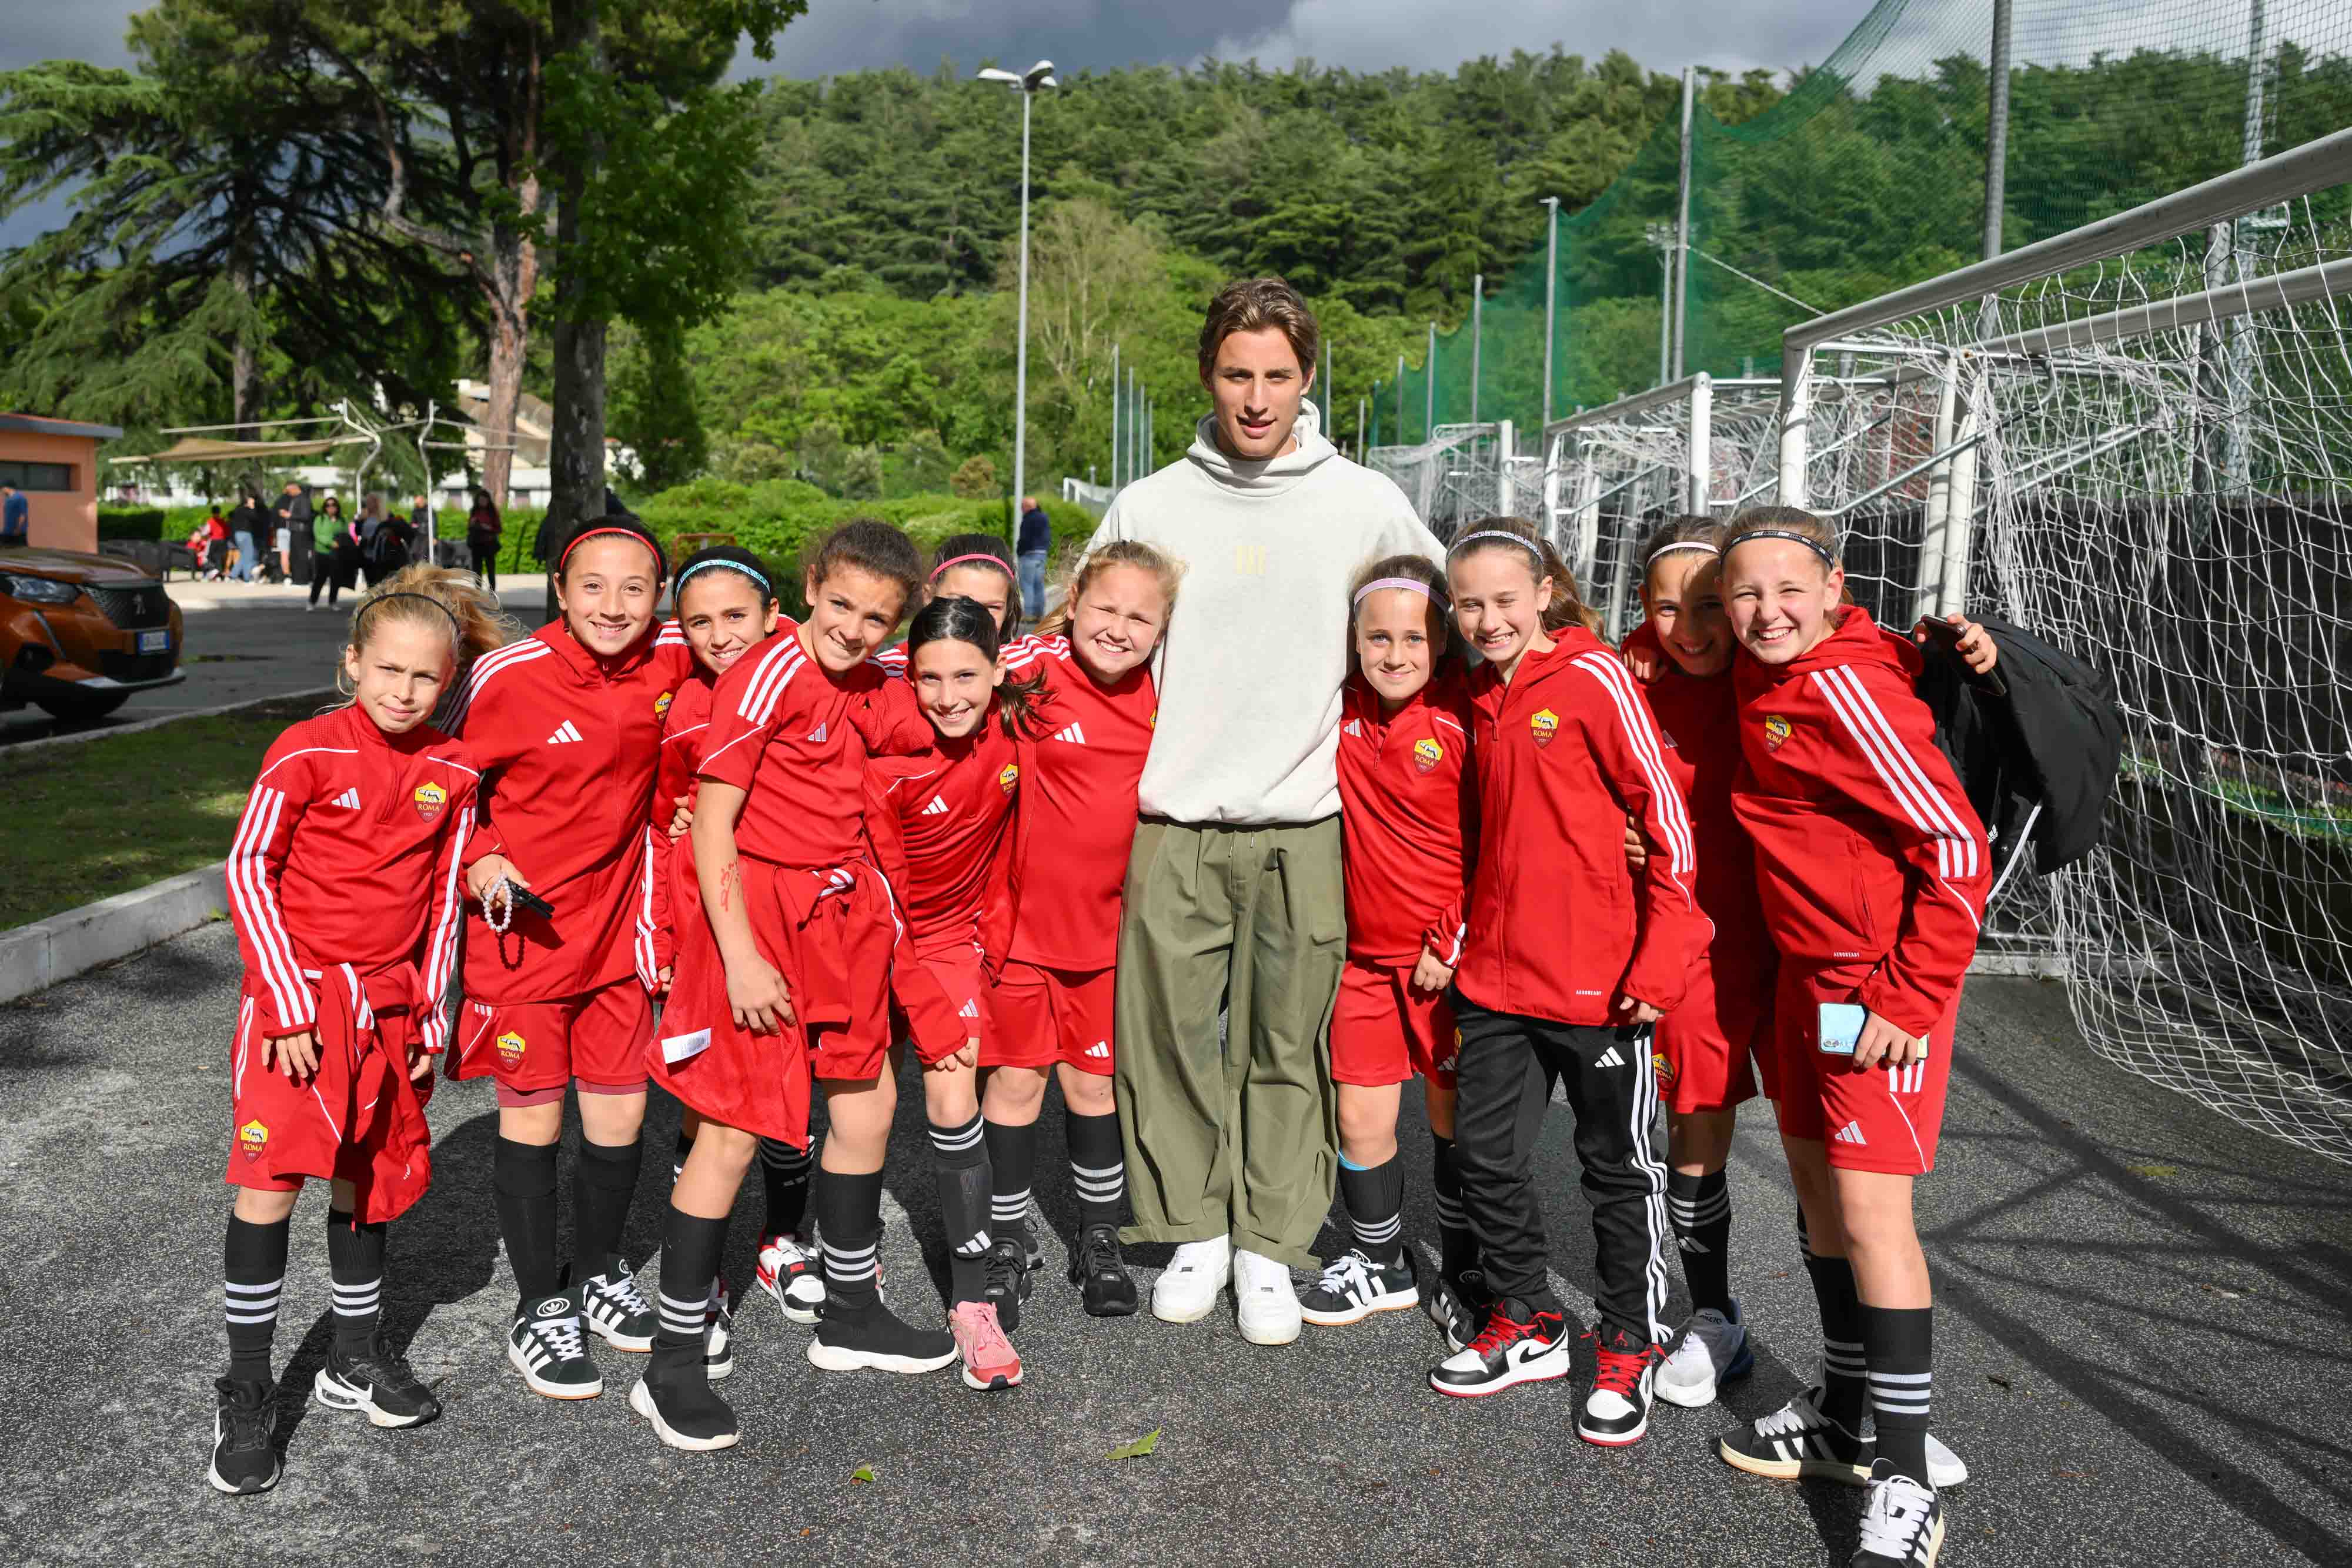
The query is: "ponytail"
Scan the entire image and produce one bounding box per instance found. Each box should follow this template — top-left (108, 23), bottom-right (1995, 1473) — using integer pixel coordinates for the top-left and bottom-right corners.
top-left (341, 563), bottom-right (516, 700)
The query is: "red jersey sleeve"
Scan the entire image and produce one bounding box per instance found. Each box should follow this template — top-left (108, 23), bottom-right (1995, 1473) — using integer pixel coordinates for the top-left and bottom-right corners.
top-left (1806, 660), bottom-right (1990, 1037)
top-left (227, 740), bottom-right (318, 1036)
top-left (647, 717), bottom-right (701, 974)
top-left (977, 793), bottom-right (1017, 978)
top-left (630, 825), bottom-right (661, 993)
top-left (417, 790), bottom-right (479, 1058)
top-left (863, 761), bottom-right (967, 1063)
top-left (1567, 648), bottom-right (1709, 1013)
top-left (1421, 684), bottom-right (1478, 967)
top-left (850, 674), bottom-right (933, 758)
top-left (699, 636), bottom-right (800, 793)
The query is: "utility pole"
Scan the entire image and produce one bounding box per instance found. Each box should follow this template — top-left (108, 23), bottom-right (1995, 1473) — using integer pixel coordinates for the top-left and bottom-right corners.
top-left (1983, 0), bottom-right (2013, 261)
top-left (1321, 337), bottom-right (1333, 430)
top-left (1671, 65), bottom-right (1696, 380)
top-left (1425, 322), bottom-right (1436, 439)
top-left (1539, 196), bottom-right (1561, 431)
top-left (1109, 341), bottom-right (1120, 490)
top-left (1469, 273), bottom-right (1484, 426)
top-left (1357, 396), bottom-right (1367, 462)
top-left (975, 62), bottom-right (1057, 514)
top-left (1395, 355), bottom-right (1405, 445)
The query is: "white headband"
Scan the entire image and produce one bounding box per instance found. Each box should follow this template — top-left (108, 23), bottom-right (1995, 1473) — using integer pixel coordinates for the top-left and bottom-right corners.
top-left (1352, 576), bottom-right (1442, 607)
top-left (1448, 529), bottom-right (1544, 561)
top-left (1645, 540), bottom-right (1720, 567)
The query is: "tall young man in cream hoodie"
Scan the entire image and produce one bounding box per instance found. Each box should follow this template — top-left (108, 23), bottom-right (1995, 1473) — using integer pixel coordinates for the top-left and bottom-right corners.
top-left (1084, 277), bottom-right (1442, 1344)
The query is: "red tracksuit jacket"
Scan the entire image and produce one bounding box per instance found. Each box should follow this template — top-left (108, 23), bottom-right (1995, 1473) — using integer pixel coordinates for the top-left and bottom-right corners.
top-left (1000, 634), bottom-right (1156, 974)
top-left (1622, 621), bottom-right (1775, 999)
top-left (226, 702), bottom-right (480, 1052)
top-left (1336, 666), bottom-right (1478, 968)
top-left (864, 722), bottom-right (1019, 1058)
top-left (1454, 627), bottom-right (1709, 1026)
top-left (1732, 604), bottom-right (1989, 1038)
top-left (646, 667), bottom-right (716, 977)
top-left (442, 618), bottom-right (693, 1004)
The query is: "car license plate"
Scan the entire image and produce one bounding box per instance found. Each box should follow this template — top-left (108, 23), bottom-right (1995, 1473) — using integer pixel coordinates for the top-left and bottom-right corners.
top-left (138, 629), bottom-right (171, 654)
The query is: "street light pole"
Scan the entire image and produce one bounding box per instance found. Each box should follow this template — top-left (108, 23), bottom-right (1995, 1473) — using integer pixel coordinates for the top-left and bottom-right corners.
top-left (977, 61), bottom-right (1057, 516)
top-left (1539, 195), bottom-right (1561, 432)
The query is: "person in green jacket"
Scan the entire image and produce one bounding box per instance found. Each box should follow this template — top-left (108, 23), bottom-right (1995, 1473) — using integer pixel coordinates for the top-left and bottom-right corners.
top-left (308, 496), bottom-right (356, 612)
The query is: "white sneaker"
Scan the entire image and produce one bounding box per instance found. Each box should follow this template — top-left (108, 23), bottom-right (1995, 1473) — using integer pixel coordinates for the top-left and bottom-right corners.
top-left (1234, 1249), bottom-right (1302, 1346)
top-left (1655, 1301), bottom-right (1755, 1408)
top-left (1150, 1235), bottom-right (1232, 1323)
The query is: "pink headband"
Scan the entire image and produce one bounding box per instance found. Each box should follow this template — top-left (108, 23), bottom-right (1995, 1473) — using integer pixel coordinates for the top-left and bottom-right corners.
top-left (1353, 576), bottom-right (1443, 607)
top-left (931, 553), bottom-right (1011, 581)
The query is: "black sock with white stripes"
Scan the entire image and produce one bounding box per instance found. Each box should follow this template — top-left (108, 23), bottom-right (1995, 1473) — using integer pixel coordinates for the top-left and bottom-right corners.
top-left (759, 1138), bottom-right (813, 1240)
top-left (1430, 1134), bottom-right (1477, 1282)
top-left (1860, 1304), bottom-right (1935, 1487)
top-left (929, 1114), bottom-right (992, 1305)
top-left (325, 1209), bottom-right (387, 1356)
top-left (984, 1117), bottom-right (1038, 1252)
top-left (493, 1136), bottom-right (562, 1309)
top-left (1799, 1214), bottom-right (1869, 1432)
top-left (1430, 1133), bottom-right (1474, 1278)
top-left (223, 1215), bottom-right (289, 1384)
top-left (1338, 1154), bottom-right (1406, 1268)
top-left (573, 1137), bottom-right (642, 1277)
top-left (1066, 1110), bottom-right (1125, 1232)
top-left (656, 1209), bottom-right (727, 1353)
top-left (816, 1168), bottom-right (886, 1312)
top-left (1667, 1168), bottom-right (1733, 1315)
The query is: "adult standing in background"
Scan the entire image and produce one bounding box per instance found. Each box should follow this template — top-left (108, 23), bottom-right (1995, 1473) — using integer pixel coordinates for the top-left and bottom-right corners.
top-left (1017, 494), bottom-right (1051, 622)
top-left (228, 490), bottom-right (265, 583)
top-left (358, 494), bottom-right (389, 587)
top-left (410, 493), bottom-right (437, 566)
top-left (307, 494), bottom-right (355, 611)
top-left (467, 487), bottom-right (504, 590)
top-left (1, 482), bottom-right (29, 546)
top-left (1086, 277), bottom-right (1443, 1345)
top-left (277, 481), bottom-right (313, 586)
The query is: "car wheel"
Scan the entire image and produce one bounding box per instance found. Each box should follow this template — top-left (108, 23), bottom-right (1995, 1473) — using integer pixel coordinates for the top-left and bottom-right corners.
top-left (34, 689), bottom-right (132, 724)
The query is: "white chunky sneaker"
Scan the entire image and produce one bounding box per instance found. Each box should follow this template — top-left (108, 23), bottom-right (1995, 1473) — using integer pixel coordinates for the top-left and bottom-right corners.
top-left (1150, 1235), bottom-right (1232, 1324)
top-left (1654, 1301), bottom-right (1755, 1408)
top-left (1234, 1249), bottom-right (1303, 1346)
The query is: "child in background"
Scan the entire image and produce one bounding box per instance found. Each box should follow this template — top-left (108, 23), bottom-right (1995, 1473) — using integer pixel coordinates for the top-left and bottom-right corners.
top-left (648, 520), bottom-right (943, 1452)
top-left (1432, 516), bottom-right (1705, 1453)
top-left (211, 566), bottom-right (510, 1493)
top-left (1715, 507), bottom-right (1986, 1568)
top-left (443, 519), bottom-right (693, 1402)
top-left (878, 534), bottom-right (1025, 677)
top-left (1303, 554), bottom-right (1479, 1338)
top-left (986, 541), bottom-right (1179, 1327)
top-left (865, 594), bottom-right (1037, 1389)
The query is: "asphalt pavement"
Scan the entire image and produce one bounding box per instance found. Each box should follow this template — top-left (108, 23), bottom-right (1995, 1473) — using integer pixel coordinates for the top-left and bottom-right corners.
top-left (3, 927), bottom-right (2346, 1566)
top-left (0, 573), bottom-right (551, 745)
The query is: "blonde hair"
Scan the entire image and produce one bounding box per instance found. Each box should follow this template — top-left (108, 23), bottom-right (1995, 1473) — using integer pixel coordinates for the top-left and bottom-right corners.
top-left (1034, 538), bottom-right (1185, 641)
top-left (1446, 514), bottom-right (1600, 634)
top-left (339, 564), bottom-right (517, 700)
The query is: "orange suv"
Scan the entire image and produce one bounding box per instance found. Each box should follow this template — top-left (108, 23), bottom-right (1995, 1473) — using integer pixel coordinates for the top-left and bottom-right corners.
top-left (1, 544), bottom-right (185, 723)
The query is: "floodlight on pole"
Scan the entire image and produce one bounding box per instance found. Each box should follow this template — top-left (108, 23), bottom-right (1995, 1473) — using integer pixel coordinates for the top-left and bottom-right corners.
top-left (977, 59), bottom-right (1057, 518)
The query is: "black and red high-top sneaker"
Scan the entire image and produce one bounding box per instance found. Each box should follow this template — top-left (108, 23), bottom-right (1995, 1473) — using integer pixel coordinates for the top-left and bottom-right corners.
top-left (1578, 1325), bottom-right (1659, 1445)
top-left (1428, 1296), bottom-right (1570, 1398)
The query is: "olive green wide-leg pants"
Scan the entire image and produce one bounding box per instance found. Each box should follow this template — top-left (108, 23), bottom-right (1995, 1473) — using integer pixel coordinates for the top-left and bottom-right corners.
top-left (1112, 818), bottom-right (1345, 1271)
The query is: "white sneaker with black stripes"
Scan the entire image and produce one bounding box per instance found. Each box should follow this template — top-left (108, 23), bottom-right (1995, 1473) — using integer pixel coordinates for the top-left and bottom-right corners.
top-left (508, 1292), bottom-right (603, 1399)
top-left (1850, 1469), bottom-right (1944, 1566)
top-left (1299, 1249), bottom-right (1419, 1326)
top-left (578, 1258), bottom-right (656, 1352)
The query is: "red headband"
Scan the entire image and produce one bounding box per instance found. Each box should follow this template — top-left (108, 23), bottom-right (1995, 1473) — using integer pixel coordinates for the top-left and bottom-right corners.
top-left (559, 524), bottom-right (667, 580)
top-left (930, 553), bottom-right (1013, 581)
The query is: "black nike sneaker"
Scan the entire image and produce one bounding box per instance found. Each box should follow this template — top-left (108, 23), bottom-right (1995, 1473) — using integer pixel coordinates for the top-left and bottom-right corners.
top-left (207, 1377), bottom-right (281, 1495)
top-left (1578, 1325), bottom-right (1658, 1446)
top-left (629, 1341), bottom-right (740, 1452)
top-left (1071, 1223), bottom-right (1140, 1317)
top-left (1850, 1464), bottom-right (1944, 1566)
top-left (806, 1297), bottom-right (958, 1375)
top-left (1428, 1297), bottom-right (1570, 1398)
top-left (313, 1336), bottom-right (442, 1427)
top-left (982, 1233), bottom-right (1038, 1330)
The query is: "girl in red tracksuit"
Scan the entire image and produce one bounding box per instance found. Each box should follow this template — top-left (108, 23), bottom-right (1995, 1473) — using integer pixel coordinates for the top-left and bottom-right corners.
top-left (864, 594), bottom-right (1039, 1392)
top-left (1303, 553), bottom-right (1479, 1342)
top-left (1714, 508), bottom-right (1987, 1568)
top-left (211, 566), bottom-right (509, 1496)
top-left (442, 518), bottom-right (693, 1402)
top-left (644, 520), bottom-right (940, 1452)
top-left (1432, 515), bottom-right (1706, 1450)
top-left (982, 539), bottom-right (1178, 1324)
top-left (1619, 514), bottom-right (1777, 1412)
top-left (875, 533), bottom-right (1028, 680)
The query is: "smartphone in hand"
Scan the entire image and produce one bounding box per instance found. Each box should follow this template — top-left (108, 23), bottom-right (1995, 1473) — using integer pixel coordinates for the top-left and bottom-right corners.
top-left (1818, 1002), bottom-right (1867, 1056)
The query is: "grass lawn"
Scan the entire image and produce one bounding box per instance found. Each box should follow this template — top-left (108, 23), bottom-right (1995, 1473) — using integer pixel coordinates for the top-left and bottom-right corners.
top-left (0, 696), bottom-right (327, 930)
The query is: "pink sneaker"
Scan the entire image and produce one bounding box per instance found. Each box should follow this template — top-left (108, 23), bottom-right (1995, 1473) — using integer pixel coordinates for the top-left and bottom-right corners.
top-left (949, 1300), bottom-right (1023, 1391)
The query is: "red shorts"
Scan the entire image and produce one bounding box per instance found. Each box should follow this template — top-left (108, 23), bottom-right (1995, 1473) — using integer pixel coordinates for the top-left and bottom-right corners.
top-left (1654, 947), bottom-right (1777, 1115)
top-left (988, 960), bottom-right (1115, 1076)
top-left (226, 988), bottom-right (433, 1223)
top-left (1770, 962), bottom-right (1958, 1175)
top-left (890, 947), bottom-right (993, 1064)
top-left (453, 977), bottom-right (653, 1106)
top-left (1329, 958), bottom-right (1456, 1088)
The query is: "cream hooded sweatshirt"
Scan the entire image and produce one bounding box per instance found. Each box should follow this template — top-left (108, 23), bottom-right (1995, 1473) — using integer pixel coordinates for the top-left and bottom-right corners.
top-left (1083, 399), bottom-right (1442, 825)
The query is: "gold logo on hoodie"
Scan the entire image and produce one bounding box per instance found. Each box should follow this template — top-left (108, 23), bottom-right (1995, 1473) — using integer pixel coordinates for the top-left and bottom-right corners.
top-left (1764, 714), bottom-right (1792, 751)
top-left (1529, 708), bottom-right (1559, 748)
top-left (1413, 737), bottom-right (1443, 774)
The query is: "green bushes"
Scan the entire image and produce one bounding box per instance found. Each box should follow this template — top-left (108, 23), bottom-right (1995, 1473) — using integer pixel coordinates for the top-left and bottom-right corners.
top-left (98, 508), bottom-right (169, 541)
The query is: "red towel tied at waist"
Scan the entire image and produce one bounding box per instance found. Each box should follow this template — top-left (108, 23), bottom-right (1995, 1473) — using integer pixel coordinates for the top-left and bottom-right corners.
top-left (305, 960), bottom-right (436, 1222)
